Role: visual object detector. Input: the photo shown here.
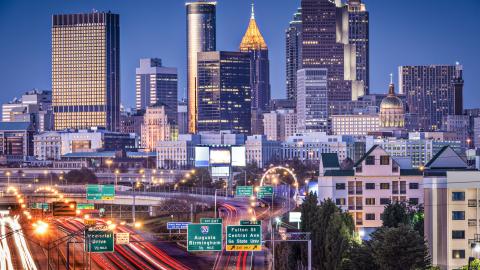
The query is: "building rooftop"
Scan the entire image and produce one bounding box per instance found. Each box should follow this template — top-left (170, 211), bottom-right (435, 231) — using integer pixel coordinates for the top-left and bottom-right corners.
top-left (239, 4), bottom-right (267, 51)
top-left (0, 122), bottom-right (32, 131)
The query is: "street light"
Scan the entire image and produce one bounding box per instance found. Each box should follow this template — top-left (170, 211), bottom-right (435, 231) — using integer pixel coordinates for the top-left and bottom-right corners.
top-left (5, 171), bottom-right (11, 186)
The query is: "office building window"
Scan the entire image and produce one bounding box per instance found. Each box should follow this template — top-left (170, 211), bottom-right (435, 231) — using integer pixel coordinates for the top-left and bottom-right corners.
top-left (452, 230), bottom-right (465, 239)
top-left (452, 192), bottom-right (465, 201)
top-left (365, 198), bottom-right (375, 205)
top-left (365, 183), bottom-right (375, 190)
top-left (335, 198), bottom-right (346, 205)
top-left (380, 183), bottom-right (390, 189)
top-left (409, 198), bottom-right (419, 205)
top-left (365, 213), bottom-right (375, 220)
top-left (336, 183), bottom-right (346, 190)
top-left (452, 250), bottom-right (465, 259)
top-left (380, 155), bottom-right (389, 165)
top-left (380, 198), bottom-right (391, 205)
top-left (452, 211), bottom-right (465, 220)
top-left (366, 156), bottom-right (375, 165)
top-left (409, 183), bottom-right (419, 189)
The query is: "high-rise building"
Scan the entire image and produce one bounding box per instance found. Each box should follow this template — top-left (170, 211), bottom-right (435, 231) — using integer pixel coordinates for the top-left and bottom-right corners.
top-left (347, 0), bottom-right (369, 94)
top-left (398, 63), bottom-right (464, 131)
top-left (300, 0), bottom-right (364, 101)
top-left (2, 90), bottom-right (53, 132)
top-left (196, 51), bottom-right (251, 134)
top-left (263, 109), bottom-right (297, 141)
top-left (141, 105), bottom-right (171, 151)
top-left (240, 4), bottom-right (271, 135)
top-left (442, 115), bottom-right (469, 150)
top-left (186, 1), bottom-right (216, 134)
top-left (52, 12), bottom-right (120, 131)
top-left (177, 100), bottom-right (188, 134)
top-left (285, 8), bottom-right (302, 101)
top-left (296, 68), bottom-right (328, 132)
top-left (135, 58), bottom-right (178, 123)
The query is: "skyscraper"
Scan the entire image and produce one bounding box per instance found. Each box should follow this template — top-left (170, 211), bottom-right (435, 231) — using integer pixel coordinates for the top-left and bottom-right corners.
top-left (135, 58), bottom-right (178, 124)
top-left (300, 0), bottom-right (363, 102)
top-left (52, 12), bottom-right (120, 131)
top-left (347, 0), bottom-right (369, 94)
top-left (296, 68), bottom-right (329, 132)
top-left (398, 63), bottom-right (464, 131)
top-left (196, 51), bottom-right (251, 134)
top-left (186, 1), bottom-right (216, 134)
top-left (285, 8), bottom-right (302, 102)
top-left (240, 4), bottom-right (271, 135)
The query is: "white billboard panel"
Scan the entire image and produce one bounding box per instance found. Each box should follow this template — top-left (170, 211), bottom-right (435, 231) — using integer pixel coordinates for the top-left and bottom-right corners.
top-left (231, 146), bottom-right (246, 167)
top-left (210, 149), bottom-right (231, 165)
top-left (195, 146), bottom-right (210, 167)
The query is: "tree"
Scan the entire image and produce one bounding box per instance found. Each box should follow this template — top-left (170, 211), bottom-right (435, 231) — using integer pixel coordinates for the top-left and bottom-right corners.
top-left (299, 194), bottom-right (354, 270)
top-left (381, 202), bottom-right (410, 228)
top-left (64, 168), bottom-right (98, 184)
top-left (381, 202), bottom-right (424, 236)
top-left (368, 225), bottom-right (431, 270)
top-left (460, 258), bottom-right (480, 270)
top-left (342, 242), bottom-right (378, 270)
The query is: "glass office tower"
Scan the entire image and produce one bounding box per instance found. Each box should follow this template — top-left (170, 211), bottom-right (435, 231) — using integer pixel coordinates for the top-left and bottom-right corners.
top-left (52, 12), bottom-right (120, 131)
top-left (186, 1), bottom-right (216, 133)
top-left (197, 51), bottom-right (251, 134)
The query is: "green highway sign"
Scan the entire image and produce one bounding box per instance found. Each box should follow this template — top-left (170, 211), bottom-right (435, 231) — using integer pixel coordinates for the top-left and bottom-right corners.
top-left (187, 223), bottom-right (222, 251)
top-left (30, 203), bottom-right (49, 210)
top-left (200, 218), bottom-right (222, 224)
top-left (85, 227), bottom-right (114, 253)
top-left (226, 225), bottom-right (262, 251)
top-left (77, 203), bottom-right (95, 210)
top-left (240, 220), bottom-right (261, 226)
top-left (86, 185), bottom-right (115, 200)
top-left (257, 186), bottom-right (273, 198)
top-left (236, 186), bottom-right (253, 197)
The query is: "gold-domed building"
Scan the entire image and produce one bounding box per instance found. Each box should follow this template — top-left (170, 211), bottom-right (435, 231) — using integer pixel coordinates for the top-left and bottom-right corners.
top-left (379, 75), bottom-right (405, 131)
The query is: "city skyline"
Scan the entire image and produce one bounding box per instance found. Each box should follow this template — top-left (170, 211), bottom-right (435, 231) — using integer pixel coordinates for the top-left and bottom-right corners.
top-left (0, 0), bottom-right (479, 109)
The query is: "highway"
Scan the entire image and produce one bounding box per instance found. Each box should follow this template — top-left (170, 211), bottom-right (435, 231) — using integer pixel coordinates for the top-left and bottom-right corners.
top-left (0, 216), bottom-right (37, 270)
top-left (54, 217), bottom-right (191, 270)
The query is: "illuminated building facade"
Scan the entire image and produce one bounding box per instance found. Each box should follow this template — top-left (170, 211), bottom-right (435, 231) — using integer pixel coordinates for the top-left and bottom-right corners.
top-left (300, 0), bottom-right (364, 101)
top-left (285, 8), bottom-right (302, 102)
top-left (297, 68), bottom-right (329, 132)
top-left (186, 1), bottom-right (216, 133)
top-left (52, 12), bottom-right (120, 131)
top-left (141, 105), bottom-right (171, 151)
top-left (239, 4), bottom-right (271, 135)
top-left (135, 58), bottom-right (178, 124)
top-left (196, 51), bottom-right (251, 135)
top-left (347, 0), bottom-right (369, 94)
top-left (398, 63), bottom-right (464, 131)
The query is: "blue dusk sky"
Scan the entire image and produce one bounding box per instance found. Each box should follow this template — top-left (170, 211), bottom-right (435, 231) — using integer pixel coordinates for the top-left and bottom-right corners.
top-left (0, 0), bottom-right (478, 108)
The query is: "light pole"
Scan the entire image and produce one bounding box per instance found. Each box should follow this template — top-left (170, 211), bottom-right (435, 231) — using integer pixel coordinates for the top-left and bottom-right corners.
top-left (5, 171), bottom-right (11, 186)
top-left (114, 169), bottom-right (120, 191)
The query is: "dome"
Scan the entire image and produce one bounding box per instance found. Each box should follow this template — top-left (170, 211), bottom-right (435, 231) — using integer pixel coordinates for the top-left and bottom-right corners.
top-left (380, 81), bottom-right (403, 111)
top-left (380, 95), bottom-right (403, 110)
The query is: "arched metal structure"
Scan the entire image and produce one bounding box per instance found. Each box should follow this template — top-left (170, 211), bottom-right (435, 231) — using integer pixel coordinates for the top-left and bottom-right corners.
top-left (259, 166), bottom-right (299, 202)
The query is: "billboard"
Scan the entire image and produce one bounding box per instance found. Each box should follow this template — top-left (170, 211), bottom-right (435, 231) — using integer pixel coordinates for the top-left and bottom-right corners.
top-left (231, 146), bottom-right (246, 167)
top-left (209, 148), bottom-right (231, 166)
top-left (211, 166), bottom-right (230, 177)
top-left (195, 146), bottom-right (210, 167)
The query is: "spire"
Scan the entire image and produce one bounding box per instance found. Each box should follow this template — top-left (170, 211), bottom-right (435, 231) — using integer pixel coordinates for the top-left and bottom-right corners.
top-left (388, 73), bottom-right (395, 96)
top-left (239, 2), bottom-right (267, 52)
top-left (251, 2), bottom-right (255, 20)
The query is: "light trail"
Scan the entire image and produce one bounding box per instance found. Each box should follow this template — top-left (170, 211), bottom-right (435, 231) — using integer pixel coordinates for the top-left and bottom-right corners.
top-left (0, 216), bottom-right (37, 270)
top-left (0, 218), bottom-right (14, 270)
